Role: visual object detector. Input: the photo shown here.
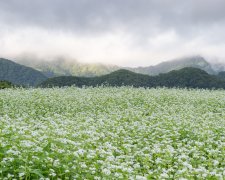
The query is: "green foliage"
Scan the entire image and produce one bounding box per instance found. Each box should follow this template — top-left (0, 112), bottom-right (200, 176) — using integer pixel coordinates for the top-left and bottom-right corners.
top-left (155, 67), bottom-right (224, 89)
top-left (0, 58), bottom-right (47, 86)
top-left (0, 81), bottom-right (13, 89)
top-left (39, 67), bottom-right (225, 89)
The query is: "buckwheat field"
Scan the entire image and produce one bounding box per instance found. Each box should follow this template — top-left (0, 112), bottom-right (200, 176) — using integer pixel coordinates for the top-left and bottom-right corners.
top-left (1, 87), bottom-right (225, 179)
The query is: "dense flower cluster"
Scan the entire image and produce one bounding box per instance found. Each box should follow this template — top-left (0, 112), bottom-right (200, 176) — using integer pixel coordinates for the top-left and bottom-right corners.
top-left (0, 87), bottom-right (225, 179)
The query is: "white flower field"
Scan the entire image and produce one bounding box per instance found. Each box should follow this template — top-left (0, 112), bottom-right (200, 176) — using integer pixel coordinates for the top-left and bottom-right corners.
top-left (1, 87), bottom-right (225, 179)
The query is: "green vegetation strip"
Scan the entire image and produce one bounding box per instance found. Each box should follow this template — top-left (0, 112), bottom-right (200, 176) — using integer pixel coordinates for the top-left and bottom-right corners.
top-left (0, 87), bottom-right (225, 179)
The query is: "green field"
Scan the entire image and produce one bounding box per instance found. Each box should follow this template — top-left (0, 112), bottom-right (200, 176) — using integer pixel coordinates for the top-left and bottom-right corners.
top-left (1, 87), bottom-right (225, 179)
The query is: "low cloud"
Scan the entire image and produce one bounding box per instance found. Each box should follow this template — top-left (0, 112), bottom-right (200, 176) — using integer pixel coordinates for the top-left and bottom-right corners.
top-left (0, 0), bottom-right (225, 66)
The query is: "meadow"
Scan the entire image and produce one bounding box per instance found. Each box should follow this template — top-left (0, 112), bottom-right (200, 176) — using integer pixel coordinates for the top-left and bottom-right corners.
top-left (0, 87), bottom-right (225, 179)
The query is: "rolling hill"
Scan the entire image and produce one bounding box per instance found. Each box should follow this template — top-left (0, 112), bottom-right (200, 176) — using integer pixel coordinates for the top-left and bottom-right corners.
top-left (39, 69), bottom-right (150, 88)
top-left (154, 67), bottom-right (224, 88)
top-left (39, 67), bottom-right (225, 89)
top-left (0, 58), bottom-right (47, 86)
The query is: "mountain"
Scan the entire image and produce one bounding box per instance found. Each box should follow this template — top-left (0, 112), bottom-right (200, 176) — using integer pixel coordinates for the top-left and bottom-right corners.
top-left (131, 56), bottom-right (216, 75)
top-left (18, 56), bottom-right (217, 77)
top-left (17, 58), bottom-right (119, 78)
top-left (0, 58), bottom-right (47, 86)
top-left (1, 56), bottom-right (223, 87)
top-left (217, 71), bottom-right (225, 80)
top-left (39, 67), bottom-right (225, 89)
top-left (211, 63), bottom-right (225, 73)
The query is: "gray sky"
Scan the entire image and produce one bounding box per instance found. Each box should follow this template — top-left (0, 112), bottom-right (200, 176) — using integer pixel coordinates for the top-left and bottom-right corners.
top-left (0, 0), bottom-right (225, 66)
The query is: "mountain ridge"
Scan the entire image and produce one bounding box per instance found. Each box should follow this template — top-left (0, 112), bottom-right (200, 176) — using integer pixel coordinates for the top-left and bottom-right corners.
top-left (16, 56), bottom-right (219, 77)
top-left (1, 56), bottom-right (225, 87)
top-left (129, 56), bottom-right (215, 75)
top-left (39, 67), bottom-right (225, 89)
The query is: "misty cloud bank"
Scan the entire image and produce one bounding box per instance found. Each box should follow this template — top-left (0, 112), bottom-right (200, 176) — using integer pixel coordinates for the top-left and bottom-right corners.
top-left (0, 0), bottom-right (225, 66)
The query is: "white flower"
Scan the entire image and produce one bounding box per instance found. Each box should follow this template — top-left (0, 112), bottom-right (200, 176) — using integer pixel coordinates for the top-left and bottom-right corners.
top-left (102, 168), bottom-right (111, 175)
top-left (213, 160), bottom-right (219, 166)
top-left (19, 173), bottom-right (25, 177)
top-left (136, 175), bottom-right (147, 180)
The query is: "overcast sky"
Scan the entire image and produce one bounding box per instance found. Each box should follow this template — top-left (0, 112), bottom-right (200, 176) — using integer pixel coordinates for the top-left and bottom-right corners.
top-left (0, 0), bottom-right (225, 66)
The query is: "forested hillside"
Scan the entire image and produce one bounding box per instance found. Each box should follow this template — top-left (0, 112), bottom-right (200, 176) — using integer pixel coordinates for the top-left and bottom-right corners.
top-left (39, 67), bottom-right (225, 89)
top-left (0, 58), bottom-right (47, 86)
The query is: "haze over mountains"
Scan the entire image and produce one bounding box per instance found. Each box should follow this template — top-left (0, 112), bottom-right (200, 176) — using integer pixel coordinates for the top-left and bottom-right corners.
top-left (17, 58), bottom-right (119, 77)
top-left (130, 56), bottom-right (216, 75)
top-left (1, 55), bottom-right (225, 87)
top-left (16, 56), bottom-right (225, 77)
